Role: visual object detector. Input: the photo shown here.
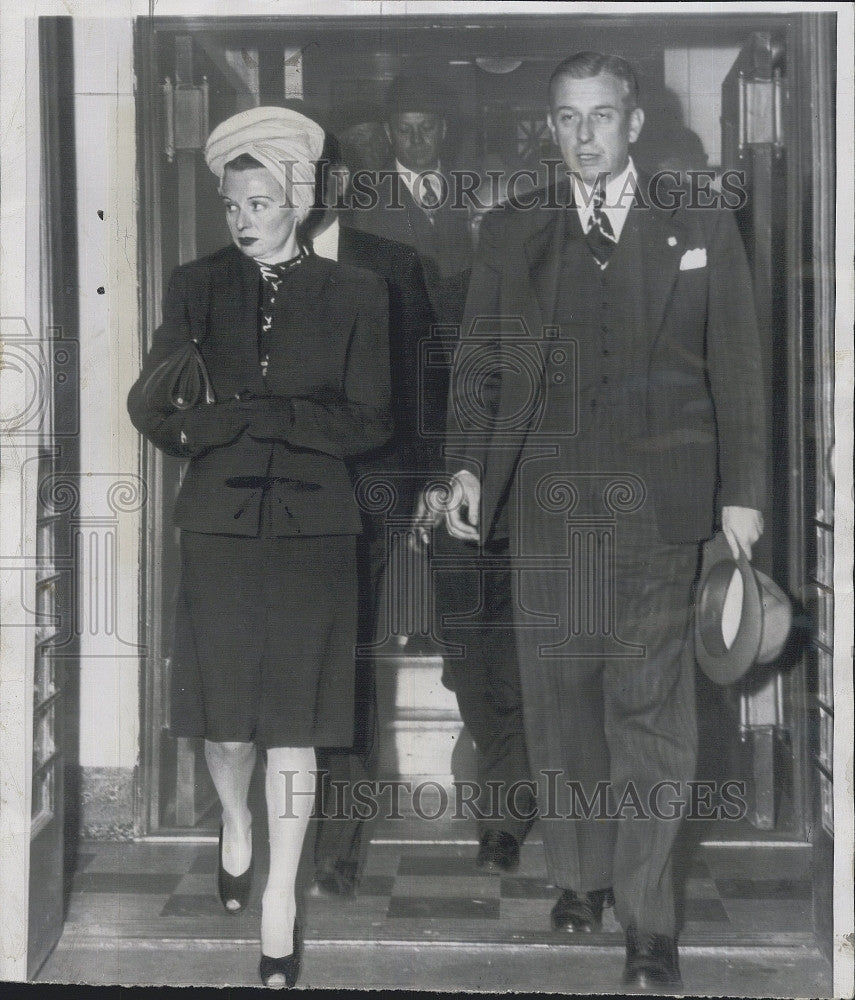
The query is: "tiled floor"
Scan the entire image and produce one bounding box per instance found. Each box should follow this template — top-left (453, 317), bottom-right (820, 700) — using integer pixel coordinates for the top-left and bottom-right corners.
top-left (38, 825), bottom-right (831, 994)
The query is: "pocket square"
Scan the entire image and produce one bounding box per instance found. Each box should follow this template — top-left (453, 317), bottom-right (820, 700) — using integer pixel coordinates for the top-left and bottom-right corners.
top-left (679, 247), bottom-right (707, 270)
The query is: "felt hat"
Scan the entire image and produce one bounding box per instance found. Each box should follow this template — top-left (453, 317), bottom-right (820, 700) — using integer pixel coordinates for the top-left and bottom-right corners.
top-left (385, 74), bottom-right (450, 119)
top-left (694, 532), bottom-right (792, 685)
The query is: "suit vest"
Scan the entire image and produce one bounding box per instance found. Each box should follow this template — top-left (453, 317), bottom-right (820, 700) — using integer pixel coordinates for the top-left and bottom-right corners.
top-left (548, 209), bottom-right (653, 507)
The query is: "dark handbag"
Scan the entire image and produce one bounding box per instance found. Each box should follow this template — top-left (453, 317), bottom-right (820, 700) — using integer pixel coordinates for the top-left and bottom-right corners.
top-left (140, 338), bottom-right (216, 412)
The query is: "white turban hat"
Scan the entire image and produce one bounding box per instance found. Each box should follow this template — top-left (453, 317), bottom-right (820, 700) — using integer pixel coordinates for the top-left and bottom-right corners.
top-left (204, 106), bottom-right (325, 219)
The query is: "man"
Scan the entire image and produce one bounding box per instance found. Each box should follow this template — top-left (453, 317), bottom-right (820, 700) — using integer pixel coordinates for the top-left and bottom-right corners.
top-left (334, 101), bottom-right (390, 173)
top-left (350, 73), bottom-right (473, 324)
top-left (443, 52), bottom-right (765, 989)
top-left (306, 129), bottom-right (435, 897)
top-left (349, 74), bottom-right (534, 872)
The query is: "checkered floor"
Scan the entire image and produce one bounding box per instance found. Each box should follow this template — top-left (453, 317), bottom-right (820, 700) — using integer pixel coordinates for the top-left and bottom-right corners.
top-left (58, 833), bottom-right (814, 948)
top-left (38, 819), bottom-right (832, 993)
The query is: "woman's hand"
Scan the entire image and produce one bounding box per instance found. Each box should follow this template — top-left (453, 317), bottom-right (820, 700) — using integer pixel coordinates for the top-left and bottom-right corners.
top-left (181, 400), bottom-right (251, 456)
top-left (234, 395), bottom-right (295, 442)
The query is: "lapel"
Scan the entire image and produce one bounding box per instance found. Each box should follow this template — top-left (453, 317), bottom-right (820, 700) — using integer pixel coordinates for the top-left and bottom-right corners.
top-left (634, 187), bottom-right (689, 341)
top-left (205, 247), bottom-right (266, 395)
top-left (286, 253), bottom-right (339, 332)
top-left (521, 181), bottom-right (574, 331)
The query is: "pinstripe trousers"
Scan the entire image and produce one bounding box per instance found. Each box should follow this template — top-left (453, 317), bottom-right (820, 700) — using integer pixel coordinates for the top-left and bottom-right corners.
top-left (512, 488), bottom-right (700, 936)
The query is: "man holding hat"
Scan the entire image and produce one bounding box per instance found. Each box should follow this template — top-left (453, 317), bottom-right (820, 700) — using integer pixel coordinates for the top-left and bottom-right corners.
top-left (443, 51), bottom-right (767, 989)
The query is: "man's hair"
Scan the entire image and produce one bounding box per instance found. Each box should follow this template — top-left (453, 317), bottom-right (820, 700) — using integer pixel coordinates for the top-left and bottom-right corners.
top-left (548, 51), bottom-right (640, 110)
top-left (223, 152), bottom-right (267, 173)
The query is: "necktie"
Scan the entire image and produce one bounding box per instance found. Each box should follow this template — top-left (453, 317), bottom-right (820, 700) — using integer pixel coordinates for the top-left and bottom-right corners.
top-left (419, 175), bottom-right (440, 211)
top-left (585, 186), bottom-right (616, 268)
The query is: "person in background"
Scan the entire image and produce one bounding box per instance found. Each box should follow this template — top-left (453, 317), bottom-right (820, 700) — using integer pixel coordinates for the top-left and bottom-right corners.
top-left (334, 101), bottom-right (391, 173)
top-left (396, 134), bottom-right (536, 873)
top-left (128, 107), bottom-right (391, 988)
top-left (304, 126), bottom-right (435, 898)
top-left (350, 73), bottom-right (473, 324)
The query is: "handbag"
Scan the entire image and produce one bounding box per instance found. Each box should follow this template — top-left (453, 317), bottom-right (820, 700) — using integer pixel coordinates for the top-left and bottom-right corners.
top-left (140, 337), bottom-right (216, 413)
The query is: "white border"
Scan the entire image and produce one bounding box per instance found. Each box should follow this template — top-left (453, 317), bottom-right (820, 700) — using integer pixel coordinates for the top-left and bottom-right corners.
top-left (0, 2), bottom-right (852, 995)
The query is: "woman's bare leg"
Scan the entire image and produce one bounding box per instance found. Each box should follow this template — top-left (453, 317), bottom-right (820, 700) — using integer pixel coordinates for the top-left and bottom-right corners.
top-left (204, 740), bottom-right (256, 888)
top-left (262, 746), bottom-right (316, 961)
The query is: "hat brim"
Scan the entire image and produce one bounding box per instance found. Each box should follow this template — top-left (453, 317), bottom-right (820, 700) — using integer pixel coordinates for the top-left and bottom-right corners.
top-left (694, 533), bottom-right (763, 685)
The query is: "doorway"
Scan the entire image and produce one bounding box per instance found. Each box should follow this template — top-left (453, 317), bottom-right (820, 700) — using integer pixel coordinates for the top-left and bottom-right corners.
top-left (132, 17), bottom-right (834, 932)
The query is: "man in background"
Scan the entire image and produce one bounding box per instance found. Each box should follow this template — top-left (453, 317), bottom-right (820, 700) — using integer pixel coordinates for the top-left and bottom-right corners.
top-left (307, 127), bottom-right (435, 897)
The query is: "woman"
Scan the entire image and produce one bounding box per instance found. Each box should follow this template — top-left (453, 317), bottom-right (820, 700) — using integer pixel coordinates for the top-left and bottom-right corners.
top-left (128, 107), bottom-right (391, 988)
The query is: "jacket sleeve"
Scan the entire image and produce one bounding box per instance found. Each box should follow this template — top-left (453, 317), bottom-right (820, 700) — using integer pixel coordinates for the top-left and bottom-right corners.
top-left (443, 207), bottom-right (506, 481)
top-left (279, 270), bottom-right (393, 458)
top-left (705, 208), bottom-right (767, 512)
top-left (126, 265), bottom-right (200, 459)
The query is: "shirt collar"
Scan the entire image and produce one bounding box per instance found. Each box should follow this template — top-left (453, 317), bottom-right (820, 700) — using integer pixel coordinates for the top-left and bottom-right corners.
top-left (573, 157), bottom-right (638, 241)
top-left (395, 159), bottom-right (442, 200)
top-left (311, 217), bottom-right (340, 262)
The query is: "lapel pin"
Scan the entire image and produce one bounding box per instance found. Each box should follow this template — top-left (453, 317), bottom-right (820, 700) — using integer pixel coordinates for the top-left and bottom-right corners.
top-left (667, 236), bottom-right (677, 246)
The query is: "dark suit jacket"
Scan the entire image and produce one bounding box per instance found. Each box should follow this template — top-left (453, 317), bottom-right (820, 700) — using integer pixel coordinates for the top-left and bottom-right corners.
top-left (351, 172), bottom-right (472, 324)
top-left (334, 225), bottom-right (441, 482)
top-left (128, 244), bottom-right (391, 537)
top-left (447, 180), bottom-right (767, 545)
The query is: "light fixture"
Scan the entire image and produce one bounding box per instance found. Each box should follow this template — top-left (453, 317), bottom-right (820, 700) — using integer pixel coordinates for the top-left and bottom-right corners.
top-left (475, 56), bottom-right (523, 74)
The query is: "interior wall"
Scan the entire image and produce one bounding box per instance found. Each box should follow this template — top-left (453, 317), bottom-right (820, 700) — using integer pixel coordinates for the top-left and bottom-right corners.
top-left (664, 46), bottom-right (741, 166)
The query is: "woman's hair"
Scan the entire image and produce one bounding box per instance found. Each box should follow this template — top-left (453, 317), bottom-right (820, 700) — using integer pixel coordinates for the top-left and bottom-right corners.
top-left (223, 152), bottom-right (267, 173)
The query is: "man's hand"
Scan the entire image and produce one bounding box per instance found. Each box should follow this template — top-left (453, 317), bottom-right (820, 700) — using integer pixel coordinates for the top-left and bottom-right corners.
top-left (722, 505), bottom-right (764, 560)
top-left (409, 487), bottom-right (445, 550)
top-left (445, 470), bottom-right (481, 542)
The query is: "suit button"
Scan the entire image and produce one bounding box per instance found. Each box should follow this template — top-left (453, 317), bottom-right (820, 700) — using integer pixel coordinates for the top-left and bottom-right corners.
top-left (601, 376), bottom-right (609, 384)
top-left (603, 349), bottom-right (610, 356)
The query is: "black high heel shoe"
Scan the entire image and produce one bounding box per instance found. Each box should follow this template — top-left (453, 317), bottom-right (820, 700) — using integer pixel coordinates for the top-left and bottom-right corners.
top-left (259, 920), bottom-right (301, 988)
top-left (217, 825), bottom-right (253, 914)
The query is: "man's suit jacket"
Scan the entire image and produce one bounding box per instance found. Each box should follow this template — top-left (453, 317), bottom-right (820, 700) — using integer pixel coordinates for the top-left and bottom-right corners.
top-left (127, 244), bottom-right (391, 537)
top-left (334, 225), bottom-right (441, 482)
top-left (448, 180), bottom-right (767, 545)
top-left (351, 173), bottom-right (472, 324)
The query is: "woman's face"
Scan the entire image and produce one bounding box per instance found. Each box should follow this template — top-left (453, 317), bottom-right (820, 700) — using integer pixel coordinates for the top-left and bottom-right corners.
top-left (220, 166), bottom-right (299, 263)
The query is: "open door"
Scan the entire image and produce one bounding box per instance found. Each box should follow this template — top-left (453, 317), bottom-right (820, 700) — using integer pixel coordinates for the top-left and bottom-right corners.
top-left (0, 17), bottom-right (79, 979)
top-left (715, 30), bottom-right (809, 837)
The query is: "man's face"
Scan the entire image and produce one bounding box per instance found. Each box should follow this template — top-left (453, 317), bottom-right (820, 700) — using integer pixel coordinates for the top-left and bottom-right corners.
top-left (547, 72), bottom-right (644, 184)
top-left (386, 112), bottom-right (446, 172)
top-left (341, 121), bottom-right (388, 171)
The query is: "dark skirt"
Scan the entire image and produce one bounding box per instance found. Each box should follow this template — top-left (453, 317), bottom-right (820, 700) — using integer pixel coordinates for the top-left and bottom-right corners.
top-left (170, 531), bottom-right (357, 748)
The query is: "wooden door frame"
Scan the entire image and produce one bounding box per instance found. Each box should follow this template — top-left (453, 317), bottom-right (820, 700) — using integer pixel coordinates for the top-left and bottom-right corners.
top-left (135, 15), bottom-right (169, 836)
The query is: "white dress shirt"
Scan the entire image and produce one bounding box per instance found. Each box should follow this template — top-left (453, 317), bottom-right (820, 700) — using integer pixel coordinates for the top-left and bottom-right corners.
top-left (311, 217), bottom-right (340, 262)
top-left (395, 159), bottom-right (443, 210)
top-left (572, 157), bottom-right (639, 242)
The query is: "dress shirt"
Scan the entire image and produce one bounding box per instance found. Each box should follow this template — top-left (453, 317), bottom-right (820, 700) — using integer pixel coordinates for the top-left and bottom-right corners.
top-left (572, 157), bottom-right (638, 243)
top-left (311, 217), bottom-right (340, 262)
top-left (395, 159), bottom-right (443, 211)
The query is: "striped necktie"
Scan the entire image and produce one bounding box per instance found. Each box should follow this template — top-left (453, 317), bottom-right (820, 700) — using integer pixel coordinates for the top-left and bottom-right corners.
top-left (419, 175), bottom-right (440, 211)
top-left (585, 185), bottom-right (617, 268)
